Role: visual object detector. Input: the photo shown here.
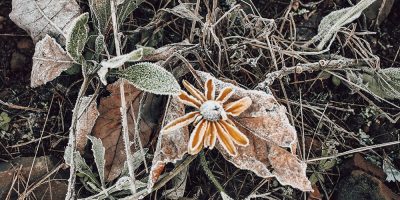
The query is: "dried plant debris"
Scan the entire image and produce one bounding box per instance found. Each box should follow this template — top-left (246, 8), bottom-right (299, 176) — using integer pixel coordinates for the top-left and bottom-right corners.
top-left (148, 96), bottom-right (190, 189)
top-left (92, 79), bottom-right (157, 181)
top-left (9, 0), bottom-right (81, 44)
top-left (75, 95), bottom-right (99, 152)
top-left (31, 35), bottom-right (74, 88)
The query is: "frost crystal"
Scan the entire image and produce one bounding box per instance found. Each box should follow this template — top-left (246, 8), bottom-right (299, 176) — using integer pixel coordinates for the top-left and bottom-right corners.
top-left (199, 101), bottom-right (226, 121)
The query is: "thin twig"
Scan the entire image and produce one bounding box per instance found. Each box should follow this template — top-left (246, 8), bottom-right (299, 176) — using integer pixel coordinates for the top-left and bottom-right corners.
top-left (307, 140), bottom-right (400, 162)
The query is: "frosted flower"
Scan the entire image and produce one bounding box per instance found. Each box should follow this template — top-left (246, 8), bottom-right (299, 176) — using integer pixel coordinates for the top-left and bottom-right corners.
top-left (161, 79), bottom-right (252, 156)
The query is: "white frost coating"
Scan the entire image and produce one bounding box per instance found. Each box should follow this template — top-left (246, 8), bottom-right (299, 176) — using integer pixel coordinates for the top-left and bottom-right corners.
top-left (199, 101), bottom-right (226, 121)
top-left (9, 0), bottom-right (81, 44)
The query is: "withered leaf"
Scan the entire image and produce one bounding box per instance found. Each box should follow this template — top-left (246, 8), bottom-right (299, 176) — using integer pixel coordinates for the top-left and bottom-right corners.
top-left (196, 71), bottom-right (312, 191)
top-left (31, 35), bottom-right (74, 88)
top-left (148, 96), bottom-right (189, 190)
top-left (9, 0), bottom-right (81, 44)
top-left (197, 71), bottom-right (297, 148)
top-left (76, 95), bottom-right (99, 153)
top-left (92, 79), bottom-right (160, 181)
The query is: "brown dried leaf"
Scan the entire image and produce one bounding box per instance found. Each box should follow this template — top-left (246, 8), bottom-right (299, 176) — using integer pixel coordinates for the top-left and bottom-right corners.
top-left (9, 0), bottom-right (81, 44)
top-left (76, 95), bottom-right (99, 152)
top-left (196, 71), bottom-right (312, 191)
top-left (92, 79), bottom-right (159, 181)
top-left (148, 96), bottom-right (189, 189)
top-left (196, 71), bottom-right (297, 148)
top-left (31, 35), bottom-right (74, 88)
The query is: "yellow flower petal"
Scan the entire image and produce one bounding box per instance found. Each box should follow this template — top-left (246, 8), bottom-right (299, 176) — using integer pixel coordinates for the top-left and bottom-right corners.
top-left (204, 79), bottom-right (215, 100)
top-left (208, 122), bottom-right (217, 149)
top-left (215, 121), bottom-right (237, 156)
top-left (183, 80), bottom-right (206, 102)
top-left (178, 91), bottom-right (202, 108)
top-left (188, 119), bottom-right (208, 154)
top-left (224, 97), bottom-right (252, 116)
top-left (216, 87), bottom-right (234, 103)
top-left (161, 111), bottom-right (199, 133)
top-left (220, 120), bottom-right (249, 146)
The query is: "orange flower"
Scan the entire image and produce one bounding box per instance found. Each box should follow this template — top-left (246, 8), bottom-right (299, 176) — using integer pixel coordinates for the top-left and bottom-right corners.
top-left (161, 79), bottom-right (252, 156)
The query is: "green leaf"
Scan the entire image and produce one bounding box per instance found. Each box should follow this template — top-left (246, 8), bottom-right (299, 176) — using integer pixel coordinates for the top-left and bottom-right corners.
top-left (347, 67), bottom-right (400, 100)
top-left (95, 34), bottom-right (105, 60)
top-left (88, 136), bottom-right (106, 188)
top-left (0, 112), bottom-right (11, 131)
top-left (66, 12), bottom-right (89, 62)
top-left (64, 146), bottom-right (100, 186)
top-left (117, 0), bottom-right (144, 26)
top-left (89, 0), bottom-right (111, 33)
top-left (98, 48), bottom-right (144, 84)
top-left (119, 62), bottom-right (180, 95)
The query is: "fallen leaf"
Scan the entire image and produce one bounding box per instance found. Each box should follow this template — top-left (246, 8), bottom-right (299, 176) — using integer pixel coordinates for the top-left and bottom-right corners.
top-left (9, 0), bottom-right (81, 44)
top-left (76, 95), bottom-right (99, 152)
top-left (92, 79), bottom-right (161, 181)
top-left (31, 35), bottom-right (74, 88)
top-left (148, 96), bottom-right (189, 189)
top-left (196, 71), bottom-right (312, 191)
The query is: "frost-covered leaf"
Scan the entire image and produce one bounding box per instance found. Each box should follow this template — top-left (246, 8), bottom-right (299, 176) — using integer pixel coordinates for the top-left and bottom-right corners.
top-left (92, 79), bottom-right (161, 181)
top-left (66, 13), bottom-right (89, 62)
top-left (117, 0), bottom-right (144, 26)
top-left (196, 71), bottom-right (312, 191)
top-left (383, 158), bottom-right (400, 182)
top-left (162, 165), bottom-right (188, 199)
top-left (89, 0), bottom-right (111, 33)
top-left (64, 146), bottom-right (99, 185)
top-left (161, 3), bottom-right (203, 22)
top-left (221, 192), bottom-right (234, 200)
top-left (9, 0), bottom-right (81, 44)
top-left (95, 34), bottom-right (105, 59)
top-left (98, 48), bottom-right (144, 85)
top-left (31, 35), bottom-right (74, 88)
top-left (88, 136), bottom-right (106, 187)
top-left (347, 67), bottom-right (400, 100)
top-left (76, 95), bottom-right (99, 152)
top-left (311, 0), bottom-right (375, 49)
top-left (148, 97), bottom-right (189, 190)
top-left (118, 62), bottom-right (181, 95)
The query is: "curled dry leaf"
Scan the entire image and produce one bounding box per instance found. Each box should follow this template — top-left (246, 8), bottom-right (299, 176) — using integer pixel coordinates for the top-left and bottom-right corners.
top-left (31, 35), bottom-right (74, 88)
top-left (148, 96), bottom-right (189, 189)
top-left (196, 71), bottom-right (311, 191)
top-left (76, 95), bottom-right (99, 153)
top-left (92, 79), bottom-right (162, 181)
top-left (9, 0), bottom-right (81, 44)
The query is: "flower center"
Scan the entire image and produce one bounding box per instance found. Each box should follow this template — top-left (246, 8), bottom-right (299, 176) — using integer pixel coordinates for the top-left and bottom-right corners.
top-left (199, 101), bottom-right (225, 121)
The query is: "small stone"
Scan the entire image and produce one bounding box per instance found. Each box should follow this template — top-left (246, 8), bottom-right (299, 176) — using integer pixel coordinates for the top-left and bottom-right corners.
top-left (17, 38), bottom-right (34, 50)
top-left (10, 52), bottom-right (28, 72)
top-left (335, 170), bottom-right (399, 200)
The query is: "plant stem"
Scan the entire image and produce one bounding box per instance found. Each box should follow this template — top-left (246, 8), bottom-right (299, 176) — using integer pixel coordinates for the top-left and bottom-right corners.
top-left (199, 151), bottom-right (224, 193)
top-left (66, 75), bottom-right (90, 200)
top-left (110, 0), bottom-right (137, 195)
